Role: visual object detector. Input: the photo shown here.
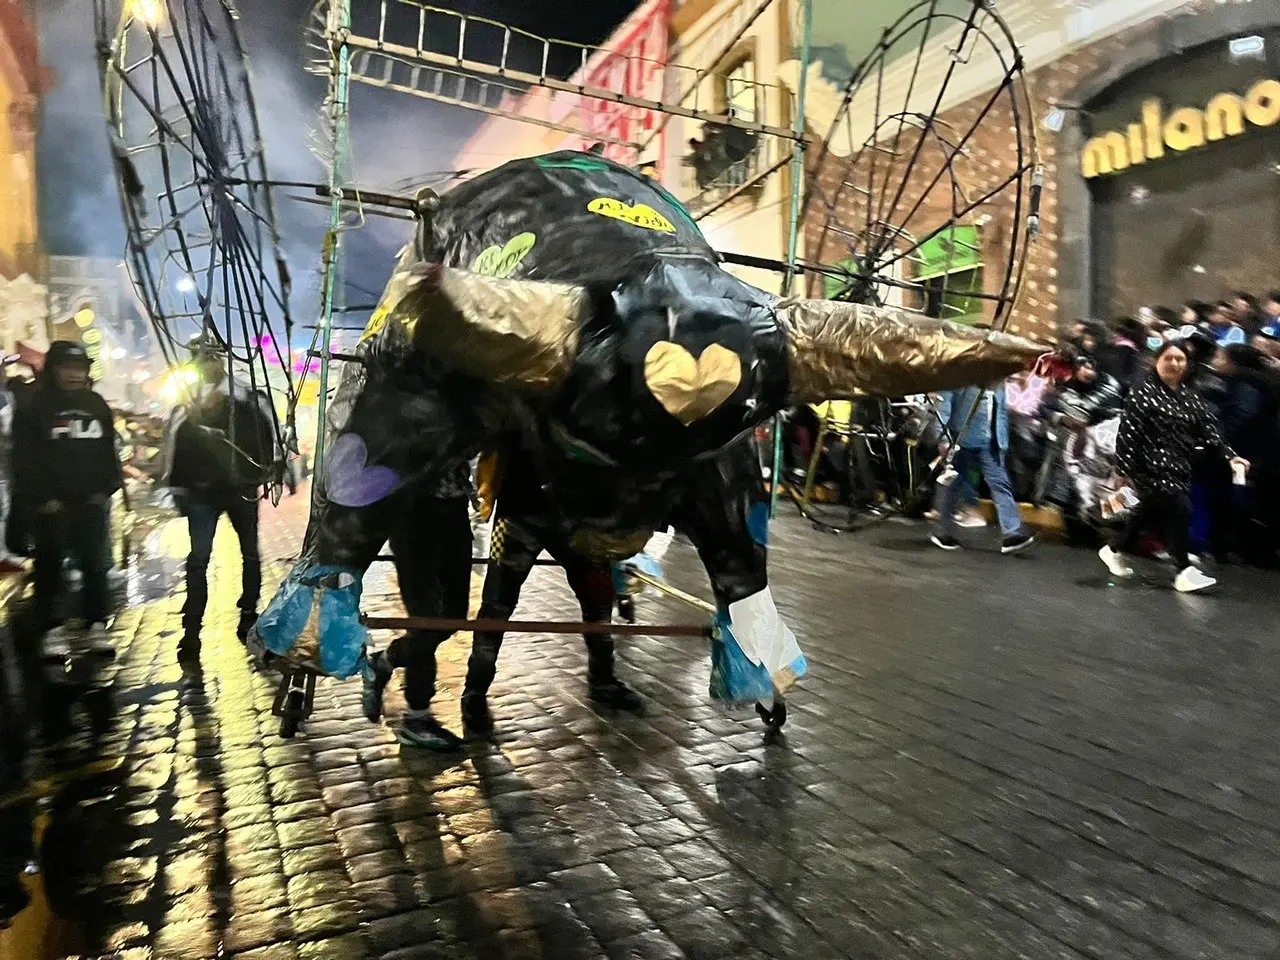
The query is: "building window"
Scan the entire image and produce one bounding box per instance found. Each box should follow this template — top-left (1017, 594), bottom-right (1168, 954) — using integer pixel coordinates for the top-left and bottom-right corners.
top-left (683, 56), bottom-right (763, 211)
top-left (723, 57), bottom-right (758, 125)
top-left (912, 225), bottom-right (985, 324)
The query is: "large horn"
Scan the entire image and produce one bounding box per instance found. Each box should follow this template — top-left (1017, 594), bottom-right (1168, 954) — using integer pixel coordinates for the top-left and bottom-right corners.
top-left (379, 263), bottom-right (585, 389)
top-left (774, 297), bottom-right (1046, 401)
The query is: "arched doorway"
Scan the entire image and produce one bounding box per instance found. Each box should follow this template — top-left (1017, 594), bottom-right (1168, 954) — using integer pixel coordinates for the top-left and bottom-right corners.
top-left (1057, 6), bottom-right (1280, 322)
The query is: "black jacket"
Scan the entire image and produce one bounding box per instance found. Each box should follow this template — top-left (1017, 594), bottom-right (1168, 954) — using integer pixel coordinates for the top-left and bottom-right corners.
top-left (1220, 367), bottom-right (1280, 468)
top-left (1044, 372), bottom-right (1125, 427)
top-left (166, 388), bottom-right (276, 501)
top-left (1116, 373), bottom-right (1232, 495)
top-left (12, 381), bottom-right (120, 506)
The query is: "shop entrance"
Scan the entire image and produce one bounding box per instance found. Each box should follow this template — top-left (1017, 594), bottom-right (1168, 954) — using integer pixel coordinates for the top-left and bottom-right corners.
top-left (1085, 31), bottom-right (1280, 317)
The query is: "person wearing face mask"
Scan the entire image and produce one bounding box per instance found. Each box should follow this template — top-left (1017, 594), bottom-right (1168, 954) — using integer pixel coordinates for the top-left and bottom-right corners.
top-left (11, 342), bottom-right (122, 652)
top-left (160, 344), bottom-right (277, 656)
top-left (1099, 340), bottom-right (1249, 592)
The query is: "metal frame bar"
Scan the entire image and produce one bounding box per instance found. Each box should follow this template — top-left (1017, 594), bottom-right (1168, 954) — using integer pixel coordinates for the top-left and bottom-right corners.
top-left (770, 0), bottom-right (814, 517)
top-left (363, 616), bottom-right (712, 638)
top-left (340, 4), bottom-right (801, 142)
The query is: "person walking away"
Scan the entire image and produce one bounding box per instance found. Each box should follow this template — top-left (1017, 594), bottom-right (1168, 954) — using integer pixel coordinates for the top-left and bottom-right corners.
top-left (162, 348), bottom-right (276, 655)
top-left (1099, 341), bottom-right (1249, 592)
top-left (930, 381), bottom-right (1034, 554)
top-left (11, 342), bottom-right (121, 653)
top-left (362, 464), bottom-right (474, 750)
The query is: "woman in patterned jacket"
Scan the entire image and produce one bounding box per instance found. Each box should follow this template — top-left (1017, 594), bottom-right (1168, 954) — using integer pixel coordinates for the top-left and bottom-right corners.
top-left (1098, 340), bottom-right (1250, 592)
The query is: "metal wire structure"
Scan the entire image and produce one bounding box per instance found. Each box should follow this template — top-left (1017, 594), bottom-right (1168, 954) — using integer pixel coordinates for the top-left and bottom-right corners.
top-left (810, 2), bottom-right (1041, 312)
top-left (777, 0), bottom-right (1044, 533)
top-left (94, 0), bottom-right (299, 487)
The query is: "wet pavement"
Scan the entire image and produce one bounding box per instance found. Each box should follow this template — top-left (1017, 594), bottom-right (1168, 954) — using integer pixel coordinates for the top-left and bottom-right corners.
top-left (3, 494), bottom-right (1280, 959)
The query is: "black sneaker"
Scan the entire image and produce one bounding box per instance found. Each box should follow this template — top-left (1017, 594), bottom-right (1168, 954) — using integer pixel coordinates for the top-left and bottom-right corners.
top-left (588, 677), bottom-right (644, 712)
top-left (460, 691), bottom-right (493, 733)
top-left (177, 630), bottom-right (201, 661)
top-left (236, 611), bottom-right (258, 643)
top-left (1001, 533), bottom-right (1035, 555)
top-left (361, 651), bottom-right (393, 723)
top-left (931, 535), bottom-right (962, 551)
top-left (396, 712), bottom-right (464, 751)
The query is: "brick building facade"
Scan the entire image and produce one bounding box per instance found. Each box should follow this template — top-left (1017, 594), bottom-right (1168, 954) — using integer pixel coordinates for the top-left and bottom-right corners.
top-left (804, 1), bottom-right (1280, 345)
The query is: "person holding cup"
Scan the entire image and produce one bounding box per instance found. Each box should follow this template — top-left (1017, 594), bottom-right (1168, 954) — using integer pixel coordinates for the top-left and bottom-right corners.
top-left (1098, 339), bottom-right (1249, 593)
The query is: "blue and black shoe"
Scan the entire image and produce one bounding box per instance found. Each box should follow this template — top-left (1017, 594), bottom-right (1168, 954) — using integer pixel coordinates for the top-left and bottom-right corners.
top-left (396, 712), bottom-right (464, 751)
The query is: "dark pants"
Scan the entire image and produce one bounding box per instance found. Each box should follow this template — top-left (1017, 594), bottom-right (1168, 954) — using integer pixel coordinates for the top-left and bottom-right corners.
top-left (33, 501), bottom-right (111, 629)
top-left (388, 495), bottom-right (473, 711)
top-left (182, 497), bottom-right (260, 636)
top-left (1115, 488), bottom-right (1191, 570)
top-left (465, 512), bottom-right (616, 697)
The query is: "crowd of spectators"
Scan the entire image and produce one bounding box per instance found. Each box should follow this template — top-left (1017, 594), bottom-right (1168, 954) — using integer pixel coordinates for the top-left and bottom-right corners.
top-left (1008, 290), bottom-right (1280, 567)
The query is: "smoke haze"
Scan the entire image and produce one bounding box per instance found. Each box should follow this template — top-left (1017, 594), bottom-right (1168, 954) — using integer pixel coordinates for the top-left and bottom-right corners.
top-left (35, 0), bottom-right (639, 336)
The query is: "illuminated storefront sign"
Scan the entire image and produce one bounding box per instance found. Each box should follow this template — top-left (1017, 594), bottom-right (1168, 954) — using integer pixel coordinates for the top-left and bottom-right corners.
top-left (1081, 77), bottom-right (1280, 178)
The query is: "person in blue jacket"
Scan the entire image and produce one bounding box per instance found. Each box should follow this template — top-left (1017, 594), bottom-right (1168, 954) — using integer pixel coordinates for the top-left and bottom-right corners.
top-left (930, 381), bottom-right (1034, 554)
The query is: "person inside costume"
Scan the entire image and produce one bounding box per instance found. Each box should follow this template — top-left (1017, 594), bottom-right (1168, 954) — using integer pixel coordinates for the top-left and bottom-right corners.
top-left (461, 446), bottom-right (643, 733)
top-left (362, 460), bottom-right (474, 750)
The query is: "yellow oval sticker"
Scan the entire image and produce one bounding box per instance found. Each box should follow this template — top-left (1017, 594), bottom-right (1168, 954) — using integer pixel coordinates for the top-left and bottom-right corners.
top-left (587, 198), bottom-right (676, 233)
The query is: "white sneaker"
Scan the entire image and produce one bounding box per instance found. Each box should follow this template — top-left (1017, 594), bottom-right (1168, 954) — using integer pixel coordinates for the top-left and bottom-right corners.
top-left (1099, 546), bottom-right (1134, 578)
top-left (1174, 566), bottom-right (1217, 593)
top-left (955, 512), bottom-right (988, 529)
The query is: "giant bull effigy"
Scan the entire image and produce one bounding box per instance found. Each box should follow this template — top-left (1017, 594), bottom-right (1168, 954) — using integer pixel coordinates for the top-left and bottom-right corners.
top-left (252, 149), bottom-right (1042, 708)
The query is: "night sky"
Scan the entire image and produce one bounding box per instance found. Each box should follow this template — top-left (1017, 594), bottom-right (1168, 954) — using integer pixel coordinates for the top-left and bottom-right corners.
top-left (34, 0), bottom-right (640, 326)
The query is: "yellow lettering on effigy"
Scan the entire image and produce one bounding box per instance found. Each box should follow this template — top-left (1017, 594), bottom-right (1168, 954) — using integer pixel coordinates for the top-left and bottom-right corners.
top-left (587, 197), bottom-right (676, 233)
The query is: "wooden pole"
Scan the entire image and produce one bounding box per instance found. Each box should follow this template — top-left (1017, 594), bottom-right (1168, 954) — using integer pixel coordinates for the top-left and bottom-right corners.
top-left (362, 616), bottom-right (711, 638)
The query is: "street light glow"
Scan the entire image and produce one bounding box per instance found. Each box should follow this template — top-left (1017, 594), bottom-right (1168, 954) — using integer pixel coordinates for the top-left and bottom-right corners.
top-left (129, 0), bottom-right (166, 28)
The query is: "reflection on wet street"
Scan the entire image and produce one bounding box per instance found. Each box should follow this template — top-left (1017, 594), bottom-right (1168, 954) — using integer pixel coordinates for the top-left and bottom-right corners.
top-left (3, 495), bottom-right (1280, 959)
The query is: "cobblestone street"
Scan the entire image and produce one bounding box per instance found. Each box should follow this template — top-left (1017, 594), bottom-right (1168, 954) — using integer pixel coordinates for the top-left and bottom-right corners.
top-left (4, 495), bottom-right (1280, 960)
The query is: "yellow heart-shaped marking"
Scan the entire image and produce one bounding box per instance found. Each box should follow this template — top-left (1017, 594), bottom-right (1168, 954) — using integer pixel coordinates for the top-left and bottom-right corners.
top-left (588, 197), bottom-right (676, 233)
top-left (472, 231), bottom-right (537, 278)
top-left (644, 341), bottom-right (742, 425)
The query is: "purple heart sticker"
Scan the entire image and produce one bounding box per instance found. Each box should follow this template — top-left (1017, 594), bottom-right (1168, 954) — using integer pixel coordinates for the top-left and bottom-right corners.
top-left (326, 433), bottom-right (400, 507)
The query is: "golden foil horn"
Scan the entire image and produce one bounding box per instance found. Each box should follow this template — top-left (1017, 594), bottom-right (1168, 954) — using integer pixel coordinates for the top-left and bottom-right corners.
top-left (774, 298), bottom-right (1046, 401)
top-left (381, 263), bottom-right (585, 389)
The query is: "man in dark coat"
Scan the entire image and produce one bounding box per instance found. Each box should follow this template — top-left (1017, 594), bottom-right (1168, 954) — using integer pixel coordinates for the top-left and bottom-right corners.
top-left (11, 342), bottom-right (121, 651)
top-left (162, 346), bottom-right (277, 654)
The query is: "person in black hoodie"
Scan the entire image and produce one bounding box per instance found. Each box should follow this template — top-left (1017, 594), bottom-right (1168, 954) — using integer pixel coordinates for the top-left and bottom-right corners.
top-left (162, 346), bottom-right (276, 654)
top-left (11, 342), bottom-right (121, 649)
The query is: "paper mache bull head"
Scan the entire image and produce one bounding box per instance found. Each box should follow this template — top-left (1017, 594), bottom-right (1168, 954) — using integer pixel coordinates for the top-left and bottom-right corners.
top-left (252, 150), bottom-right (1042, 703)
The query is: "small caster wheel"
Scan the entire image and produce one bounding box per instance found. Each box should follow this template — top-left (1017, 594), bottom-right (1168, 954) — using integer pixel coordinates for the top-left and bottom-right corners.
top-left (279, 689), bottom-right (306, 738)
top-left (755, 699), bottom-right (787, 732)
top-left (617, 596), bottom-right (636, 623)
